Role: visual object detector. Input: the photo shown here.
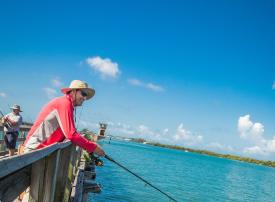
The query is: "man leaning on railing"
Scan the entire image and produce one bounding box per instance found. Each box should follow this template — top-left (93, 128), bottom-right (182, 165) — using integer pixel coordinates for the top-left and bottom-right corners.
top-left (21, 80), bottom-right (105, 156)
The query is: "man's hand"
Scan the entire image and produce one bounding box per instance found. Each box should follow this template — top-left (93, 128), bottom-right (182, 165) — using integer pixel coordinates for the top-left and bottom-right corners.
top-left (5, 117), bottom-right (14, 125)
top-left (1, 117), bottom-right (11, 126)
top-left (93, 144), bottom-right (105, 156)
top-left (1, 117), bottom-right (5, 124)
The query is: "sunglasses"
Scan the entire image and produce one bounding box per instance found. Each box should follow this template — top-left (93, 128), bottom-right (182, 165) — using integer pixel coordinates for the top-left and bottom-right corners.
top-left (79, 90), bottom-right (88, 97)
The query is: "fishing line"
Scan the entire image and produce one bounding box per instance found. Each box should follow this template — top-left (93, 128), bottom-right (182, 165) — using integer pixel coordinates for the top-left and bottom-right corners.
top-left (74, 92), bottom-right (77, 124)
top-left (105, 155), bottom-right (178, 202)
top-left (76, 106), bottom-right (83, 130)
top-left (73, 92), bottom-right (83, 130)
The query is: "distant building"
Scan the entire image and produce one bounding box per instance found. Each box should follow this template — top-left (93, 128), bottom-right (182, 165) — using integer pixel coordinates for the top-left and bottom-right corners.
top-left (98, 123), bottom-right (107, 140)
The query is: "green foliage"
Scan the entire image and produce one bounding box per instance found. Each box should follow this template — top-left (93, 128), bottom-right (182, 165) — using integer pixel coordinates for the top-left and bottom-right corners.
top-left (130, 138), bottom-right (146, 143)
top-left (147, 142), bottom-right (275, 168)
top-left (80, 128), bottom-right (94, 141)
top-left (80, 128), bottom-right (95, 161)
top-left (83, 151), bottom-right (91, 161)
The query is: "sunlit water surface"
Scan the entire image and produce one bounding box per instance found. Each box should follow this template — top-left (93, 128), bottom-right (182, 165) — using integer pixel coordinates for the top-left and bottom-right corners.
top-left (88, 140), bottom-right (275, 202)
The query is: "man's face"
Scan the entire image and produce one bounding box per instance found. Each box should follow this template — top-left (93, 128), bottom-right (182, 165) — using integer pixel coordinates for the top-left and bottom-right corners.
top-left (73, 89), bottom-right (88, 106)
top-left (13, 109), bottom-right (20, 115)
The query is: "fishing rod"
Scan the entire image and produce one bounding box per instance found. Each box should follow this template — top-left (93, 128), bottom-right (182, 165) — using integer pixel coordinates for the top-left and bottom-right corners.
top-left (105, 155), bottom-right (178, 202)
top-left (0, 110), bottom-right (12, 128)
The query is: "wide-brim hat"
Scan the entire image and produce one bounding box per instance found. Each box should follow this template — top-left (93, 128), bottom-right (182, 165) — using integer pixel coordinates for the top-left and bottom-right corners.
top-left (10, 104), bottom-right (23, 112)
top-left (61, 80), bottom-right (95, 100)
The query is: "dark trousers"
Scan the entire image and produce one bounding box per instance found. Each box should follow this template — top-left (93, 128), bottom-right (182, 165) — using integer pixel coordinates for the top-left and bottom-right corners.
top-left (4, 131), bottom-right (19, 149)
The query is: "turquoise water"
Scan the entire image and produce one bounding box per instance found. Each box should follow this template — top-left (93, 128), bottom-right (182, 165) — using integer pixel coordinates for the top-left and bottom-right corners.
top-left (89, 140), bottom-right (275, 202)
top-left (0, 131), bottom-right (4, 139)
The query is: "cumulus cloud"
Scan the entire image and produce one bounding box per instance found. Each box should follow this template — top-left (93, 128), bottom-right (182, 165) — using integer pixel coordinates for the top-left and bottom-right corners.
top-left (238, 114), bottom-right (275, 157)
top-left (112, 122), bottom-right (136, 136)
top-left (238, 115), bottom-right (264, 142)
top-left (44, 87), bottom-right (57, 99)
top-left (206, 142), bottom-right (234, 152)
top-left (0, 92), bottom-right (7, 98)
top-left (243, 146), bottom-right (266, 155)
top-left (43, 77), bottom-right (64, 99)
top-left (103, 122), bottom-right (162, 142)
top-left (78, 121), bottom-right (167, 141)
top-left (173, 123), bottom-right (203, 146)
top-left (128, 78), bottom-right (164, 92)
top-left (78, 120), bottom-right (99, 131)
top-left (51, 78), bottom-right (63, 87)
top-left (109, 122), bottom-right (200, 144)
top-left (106, 122), bottom-right (203, 147)
top-left (86, 56), bottom-right (120, 79)
top-left (77, 120), bottom-right (203, 148)
top-left (109, 122), bottom-right (158, 139)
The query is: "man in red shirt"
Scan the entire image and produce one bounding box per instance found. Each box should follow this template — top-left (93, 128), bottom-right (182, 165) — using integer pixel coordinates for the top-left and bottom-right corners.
top-left (23, 80), bottom-right (105, 156)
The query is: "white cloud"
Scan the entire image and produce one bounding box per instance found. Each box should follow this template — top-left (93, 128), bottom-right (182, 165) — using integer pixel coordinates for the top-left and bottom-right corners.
top-left (42, 77), bottom-right (63, 99)
top-left (173, 123), bottom-right (203, 146)
top-left (243, 146), bottom-right (266, 155)
top-left (206, 142), bottom-right (234, 152)
top-left (77, 120), bottom-right (204, 148)
top-left (0, 92), bottom-right (7, 98)
top-left (103, 122), bottom-right (168, 143)
top-left (238, 114), bottom-right (275, 157)
top-left (110, 122), bottom-right (136, 136)
top-left (104, 122), bottom-right (203, 147)
top-left (137, 125), bottom-right (156, 137)
top-left (78, 120), bottom-right (99, 131)
top-left (128, 78), bottom-right (165, 92)
top-left (146, 83), bottom-right (164, 92)
top-left (51, 78), bottom-right (63, 87)
top-left (272, 81), bottom-right (275, 89)
top-left (238, 115), bottom-right (253, 138)
top-left (238, 115), bottom-right (264, 143)
top-left (86, 56), bottom-right (120, 79)
top-left (44, 87), bottom-right (57, 99)
top-left (128, 78), bottom-right (143, 86)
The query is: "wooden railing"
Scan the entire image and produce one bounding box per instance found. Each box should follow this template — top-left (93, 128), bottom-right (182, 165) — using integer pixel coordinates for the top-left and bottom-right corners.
top-left (0, 123), bottom-right (101, 201)
top-left (0, 141), bottom-right (83, 202)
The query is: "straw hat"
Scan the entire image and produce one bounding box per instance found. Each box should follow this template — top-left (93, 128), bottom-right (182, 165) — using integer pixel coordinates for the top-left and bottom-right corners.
top-left (61, 80), bottom-right (95, 100)
top-left (10, 104), bottom-right (23, 112)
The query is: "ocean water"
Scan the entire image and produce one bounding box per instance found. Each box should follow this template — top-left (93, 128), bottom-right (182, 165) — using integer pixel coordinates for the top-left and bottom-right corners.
top-left (88, 140), bottom-right (275, 202)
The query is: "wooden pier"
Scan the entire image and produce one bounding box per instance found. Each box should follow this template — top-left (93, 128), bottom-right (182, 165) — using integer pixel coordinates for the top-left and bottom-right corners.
top-left (0, 123), bottom-right (102, 202)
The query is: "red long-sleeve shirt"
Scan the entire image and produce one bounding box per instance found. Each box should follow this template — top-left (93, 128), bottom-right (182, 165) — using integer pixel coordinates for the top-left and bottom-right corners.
top-left (24, 95), bottom-right (97, 152)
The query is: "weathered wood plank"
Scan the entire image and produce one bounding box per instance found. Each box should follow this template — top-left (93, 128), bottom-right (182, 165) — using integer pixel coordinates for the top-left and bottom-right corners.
top-left (0, 166), bottom-right (31, 202)
top-left (29, 158), bottom-right (46, 201)
top-left (0, 140), bottom-right (86, 202)
top-left (0, 141), bottom-right (71, 178)
top-left (42, 150), bottom-right (61, 202)
top-left (72, 148), bottom-right (81, 176)
top-left (70, 169), bottom-right (84, 202)
top-left (54, 144), bottom-right (74, 202)
top-left (63, 146), bottom-right (80, 202)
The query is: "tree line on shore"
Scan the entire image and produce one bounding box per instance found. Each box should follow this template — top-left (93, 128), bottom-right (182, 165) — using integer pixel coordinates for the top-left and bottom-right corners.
top-left (79, 130), bottom-right (275, 168)
top-left (145, 142), bottom-right (275, 168)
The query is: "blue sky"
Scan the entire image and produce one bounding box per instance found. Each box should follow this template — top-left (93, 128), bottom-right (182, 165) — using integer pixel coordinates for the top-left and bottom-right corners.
top-left (0, 0), bottom-right (275, 160)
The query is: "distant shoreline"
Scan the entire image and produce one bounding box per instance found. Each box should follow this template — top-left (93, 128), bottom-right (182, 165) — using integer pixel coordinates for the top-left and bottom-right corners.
top-left (128, 138), bottom-right (275, 168)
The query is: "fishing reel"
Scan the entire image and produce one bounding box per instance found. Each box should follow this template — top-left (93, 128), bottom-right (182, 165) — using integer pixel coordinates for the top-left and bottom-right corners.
top-left (89, 153), bottom-right (104, 166)
top-left (1, 117), bottom-right (12, 129)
